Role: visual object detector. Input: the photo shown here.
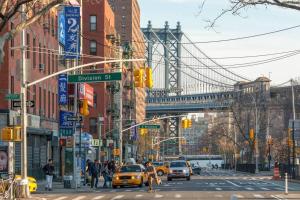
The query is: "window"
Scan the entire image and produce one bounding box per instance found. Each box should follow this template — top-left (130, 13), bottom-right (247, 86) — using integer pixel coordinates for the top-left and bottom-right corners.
top-left (51, 17), bottom-right (55, 36)
top-left (90, 41), bottom-right (97, 55)
top-left (52, 93), bottom-right (54, 118)
top-left (90, 15), bottom-right (97, 31)
top-left (26, 33), bottom-right (30, 59)
top-left (89, 118), bottom-right (97, 134)
top-left (33, 38), bottom-right (36, 68)
top-left (93, 93), bottom-right (97, 108)
top-left (38, 43), bottom-right (41, 64)
top-left (43, 89), bottom-right (46, 117)
top-left (10, 23), bottom-right (14, 57)
top-left (10, 76), bottom-right (14, 109)
top-left (48, 50), bottom-right (50, 74)
top-left (39, 87), bottom-right (42, 113)
top-left (33, 86), bottom-right (36, 114)
top-left (48, 91), bottom-right (50, 118)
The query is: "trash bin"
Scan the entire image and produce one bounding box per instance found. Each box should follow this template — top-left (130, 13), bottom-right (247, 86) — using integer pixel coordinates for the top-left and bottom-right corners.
top-left (63, 176), bottom-right (73, 189)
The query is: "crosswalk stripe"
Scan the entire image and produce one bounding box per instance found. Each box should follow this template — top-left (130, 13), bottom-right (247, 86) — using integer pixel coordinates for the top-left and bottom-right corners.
top-left (111, 195), bottom-right (124, 200)
top-left (175, 194), bottom-right (182, 198)
top-left (253, 194), bottom-right (264, 198)
top-left (226, 180), bottom-right (241, 187)
top-left (72, 196), bottom-right (86, 200)
top-left (215, 194), bottom-right (223, 198)
top-left (135, 194), bottom-right (144, 198)
top-left (246, 187), bottom-right (254, 191)
top-left (155, 194), bottom-right (164, 198)
top-left (261, 187), bottom-right (270, 191)
top-left (53, 197), bottom-right (68, 200)
top-left (216, 188), bottom-right (222, 191)
top-left (92, 196), bottom-right (105, 200)
top-left (233, 194), bottom-right (244, 198)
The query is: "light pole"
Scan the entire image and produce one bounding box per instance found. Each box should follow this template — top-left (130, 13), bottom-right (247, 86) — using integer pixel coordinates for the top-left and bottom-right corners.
top-left (291, 79), bottom-right (296, 179)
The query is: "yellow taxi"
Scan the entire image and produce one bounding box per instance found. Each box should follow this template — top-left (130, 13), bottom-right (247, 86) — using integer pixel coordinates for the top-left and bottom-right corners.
top-left (153, 162), bottom-right (169, 176)
top-left (112, 164), bottom-right (148, 188)
top-left (15, 175), bottom-right (37, 193)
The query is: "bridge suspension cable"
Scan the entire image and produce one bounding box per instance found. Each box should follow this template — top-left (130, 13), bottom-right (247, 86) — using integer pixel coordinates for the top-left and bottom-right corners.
top-left (149, 30), bottom-right (233, 89)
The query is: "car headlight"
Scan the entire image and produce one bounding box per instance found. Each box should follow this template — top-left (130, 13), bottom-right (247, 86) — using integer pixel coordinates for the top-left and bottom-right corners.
top-left (183, 170), bottom-right (187, 173)
top-left (169, 170), bottom-right (173, 173)
top-left (131, 176), bottom-right (135, 180)
top-left (136, 175), bottom-right (141, 179)
top-left (115, 176), bottom-right (119, 180)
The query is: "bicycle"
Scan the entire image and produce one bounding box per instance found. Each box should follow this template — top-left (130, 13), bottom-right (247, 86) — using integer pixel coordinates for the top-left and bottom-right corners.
top-left (0, 174), bottom-right (21, 200)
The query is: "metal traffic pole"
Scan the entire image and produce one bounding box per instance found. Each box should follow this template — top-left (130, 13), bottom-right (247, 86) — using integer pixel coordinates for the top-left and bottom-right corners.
top-left (285, 172), bottom-right (288, 195)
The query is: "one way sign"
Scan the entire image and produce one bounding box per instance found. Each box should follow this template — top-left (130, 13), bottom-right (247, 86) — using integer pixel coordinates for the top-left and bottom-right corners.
top-left (12, 100), bottom-right (35, 108)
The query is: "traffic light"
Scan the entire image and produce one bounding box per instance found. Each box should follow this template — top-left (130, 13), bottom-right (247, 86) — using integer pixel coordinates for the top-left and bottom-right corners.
top-left (145, 67), bottom-right (153, 89)
top-left (1, 126), bottom-right (21, 142)
top-left (140, 128), bottom-right (148, 136)
top-left (249, 128), bottom-right (254, 141)
top-left (134, 69), bottom-right (144, 88)
top-left (187, 119), bottom-right (192, 128)
top-left (80, 99), bottom-right (89, 116)
top-left (181, 119), bottom-right (188, 129)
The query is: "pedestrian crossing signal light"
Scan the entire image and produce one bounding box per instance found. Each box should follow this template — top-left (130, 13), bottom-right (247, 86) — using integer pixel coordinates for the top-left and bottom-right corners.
top-left (134, 69), bottom-right (144, 88)
top-left (80, 99), bottom-right (89, 116)
top-left (145, 67), bottom-right (153, 89)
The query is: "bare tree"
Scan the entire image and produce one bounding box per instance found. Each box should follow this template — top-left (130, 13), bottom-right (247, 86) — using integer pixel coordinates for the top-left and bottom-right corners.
top-left (202, 0), bottom-right (300, 28)
top-left (0, 0), bottom-right (64, 63)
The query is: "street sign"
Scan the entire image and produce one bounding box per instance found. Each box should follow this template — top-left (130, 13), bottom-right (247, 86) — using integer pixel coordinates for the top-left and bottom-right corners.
top-left (5, 93), bottom-right (20, 100)
top-left (139, 124), bottom-right (160, 129)
top-left (12, 100), bottom-right (35, 108)
top-left (68, 72), bottom-right (122, 83)
top-left (113, 148), bottom-right (120, 156)
top-left (91, 139), bottom-right (102, 147)
top-left (67, 116), bottom-right (83, 122)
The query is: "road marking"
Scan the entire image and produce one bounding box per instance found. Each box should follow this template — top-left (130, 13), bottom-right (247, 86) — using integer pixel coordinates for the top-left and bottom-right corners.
top-left (253, 194), bottom-right (265, 198)
top-left (111, 195), bottom-right (124, 200)
top-left (125, 189), bottom-right (132, 192)
top-left (72, 196), bottom-right (86, 200)
top-left (53, 197), bottom-right (68, 200)
top-left (226, 180), bottom-right (241, 187)
top-left (110, 190), bottom-right (117, 193)
top-left (139, 189), bottom-right (145, 192)
top-left (215, 194), bottom-right (223, 198)
top-left (270, 195), bottom-right (285, 200)
top-left (245, 187), bottom-right (254, 190)
top-left (92, 196), bottom-right (105, 200)
top-left (216, 187), bottom-right (222, 191)
top-left (154, 194), bottom-right (164, 198)
top-left (135, 194), bottom-right (144, 198)
top-left (175, 194), bottom-right (182, 198)
top-left (261, 187), bottom-right (270, 191)
top-left (232, 194), bottom-right (244, 198)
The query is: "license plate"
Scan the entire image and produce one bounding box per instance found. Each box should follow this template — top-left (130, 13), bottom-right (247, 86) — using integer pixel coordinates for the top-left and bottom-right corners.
top-left (122, 180), bottom-right (128, 184)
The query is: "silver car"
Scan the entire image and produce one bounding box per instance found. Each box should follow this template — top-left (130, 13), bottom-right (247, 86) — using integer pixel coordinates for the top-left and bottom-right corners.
top-left (167, 160), bottom-right (191, 181)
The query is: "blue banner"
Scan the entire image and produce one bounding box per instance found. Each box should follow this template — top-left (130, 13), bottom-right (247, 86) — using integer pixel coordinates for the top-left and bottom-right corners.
top-left (130, 122), bottom-right (138, 141)
top-left (58, 74), bottom-right (68, 105)
top-left (59, 110), bottom-right (74, 128)
top-left (64, 6), bottom-right (80, 59)
top-left (58, 11), bottom-right (66, 45)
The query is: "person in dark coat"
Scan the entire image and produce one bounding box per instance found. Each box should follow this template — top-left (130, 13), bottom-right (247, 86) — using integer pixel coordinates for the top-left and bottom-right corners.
top-left (43, 159), bottom-right (55, 191)
top-left (90, 160), bottom-right (100, 189)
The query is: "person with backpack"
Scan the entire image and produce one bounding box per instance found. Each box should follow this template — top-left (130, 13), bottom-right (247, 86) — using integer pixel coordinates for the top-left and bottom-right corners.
top-left (90, 160), bottom-right (101, 189)
top-left (43, 159), bottom-right (55, 191)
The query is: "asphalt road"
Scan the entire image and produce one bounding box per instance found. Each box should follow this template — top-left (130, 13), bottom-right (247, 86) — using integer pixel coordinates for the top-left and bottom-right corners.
top-left (33, 169), bottom-right (300, 200)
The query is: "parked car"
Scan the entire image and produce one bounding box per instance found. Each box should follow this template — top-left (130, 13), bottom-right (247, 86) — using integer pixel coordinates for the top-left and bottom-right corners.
top-left (153, 161), bottom-right (169, 176)
top-left (167, 160), bottom-right (191, 181)
top-left (112, 164), bottom-right (148, 188)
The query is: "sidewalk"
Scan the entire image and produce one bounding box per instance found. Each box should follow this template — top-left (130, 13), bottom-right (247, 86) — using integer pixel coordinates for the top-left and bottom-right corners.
top-left (35, 177), bottom-right (108, 194)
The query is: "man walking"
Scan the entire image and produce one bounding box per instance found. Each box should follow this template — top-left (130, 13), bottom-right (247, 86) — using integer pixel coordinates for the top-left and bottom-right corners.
top-left (145, 161), bottom-right (157, 192)
top-left (43, 159), bottom-right (55, 191)
top-left (90, 160), bottom-right (100, 189)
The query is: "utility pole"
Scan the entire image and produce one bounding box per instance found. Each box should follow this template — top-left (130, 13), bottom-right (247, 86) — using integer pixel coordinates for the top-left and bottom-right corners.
top-left (97, 115), bottom-right (104, 160)
top-left (118, 44), bottom-right (123, 164)
top-left (291, 79), bottom-right (296, 179)
top-left (20, 3), bottom-right (30, 198)
top-left (255, 104), bottom-right (259, 174)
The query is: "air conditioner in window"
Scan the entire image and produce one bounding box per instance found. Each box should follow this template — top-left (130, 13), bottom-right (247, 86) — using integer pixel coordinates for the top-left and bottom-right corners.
top-left (39, 64), bottom-right (45, 71)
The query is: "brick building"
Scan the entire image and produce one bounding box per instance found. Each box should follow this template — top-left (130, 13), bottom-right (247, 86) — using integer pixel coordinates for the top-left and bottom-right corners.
top-left (108, 0), bottom-right (146, 160)
top-left (0, 6), bottom-right (62, 179)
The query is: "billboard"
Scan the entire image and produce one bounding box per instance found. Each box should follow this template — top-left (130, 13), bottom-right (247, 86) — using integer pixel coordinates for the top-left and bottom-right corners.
top-left (64, 6), bottom-right (80, 59)
top-left (58, 11), bottom-right (66, 45)
top-left (59, 110), bottom-right (74, 128)
top-left (0, 146), bottom-right (8, 175)
top-left (79, 83), bottom-right (94, 107)
top-left (58, 74), bottom-right (68, 105)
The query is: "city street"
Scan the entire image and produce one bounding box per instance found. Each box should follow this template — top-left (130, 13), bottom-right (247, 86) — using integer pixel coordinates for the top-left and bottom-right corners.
top-left (32, 170), bottom-right (300, 200)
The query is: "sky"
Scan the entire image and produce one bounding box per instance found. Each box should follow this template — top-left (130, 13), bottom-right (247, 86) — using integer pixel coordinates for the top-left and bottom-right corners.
top-left (139, 0), bottom-right (300, 85)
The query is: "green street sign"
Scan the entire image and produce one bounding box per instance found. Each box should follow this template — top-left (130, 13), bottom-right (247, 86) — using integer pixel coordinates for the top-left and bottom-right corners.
top-left (139, 124), bottom-right (161, 129)
top-left (68, 72), bottom-right (122, 83)
top-left (5, 93), bottom-right (20, 100)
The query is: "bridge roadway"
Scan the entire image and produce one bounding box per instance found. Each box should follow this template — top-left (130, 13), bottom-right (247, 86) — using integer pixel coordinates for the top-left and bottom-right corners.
top-left (146, 91), bottom-right (235, 114)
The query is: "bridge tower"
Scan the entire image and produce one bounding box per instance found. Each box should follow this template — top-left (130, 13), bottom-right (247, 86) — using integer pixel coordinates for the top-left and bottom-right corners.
top-left (142, 21), bottom-right (184, 156)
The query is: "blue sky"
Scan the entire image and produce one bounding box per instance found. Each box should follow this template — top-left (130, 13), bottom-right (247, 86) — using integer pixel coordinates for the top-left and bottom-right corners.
top-left (139, 0), bottom-right (300, 85)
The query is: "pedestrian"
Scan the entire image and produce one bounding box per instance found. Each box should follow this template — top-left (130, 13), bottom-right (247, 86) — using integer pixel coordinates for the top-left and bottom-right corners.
top-left (43, 159), bottom-right (55, 191)
top-left (90, 160), bottom-right (100, 189)
top-left (102, 161), bottom-right (109, 188)
top-left (145, 161), bottom-right (158, 192)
